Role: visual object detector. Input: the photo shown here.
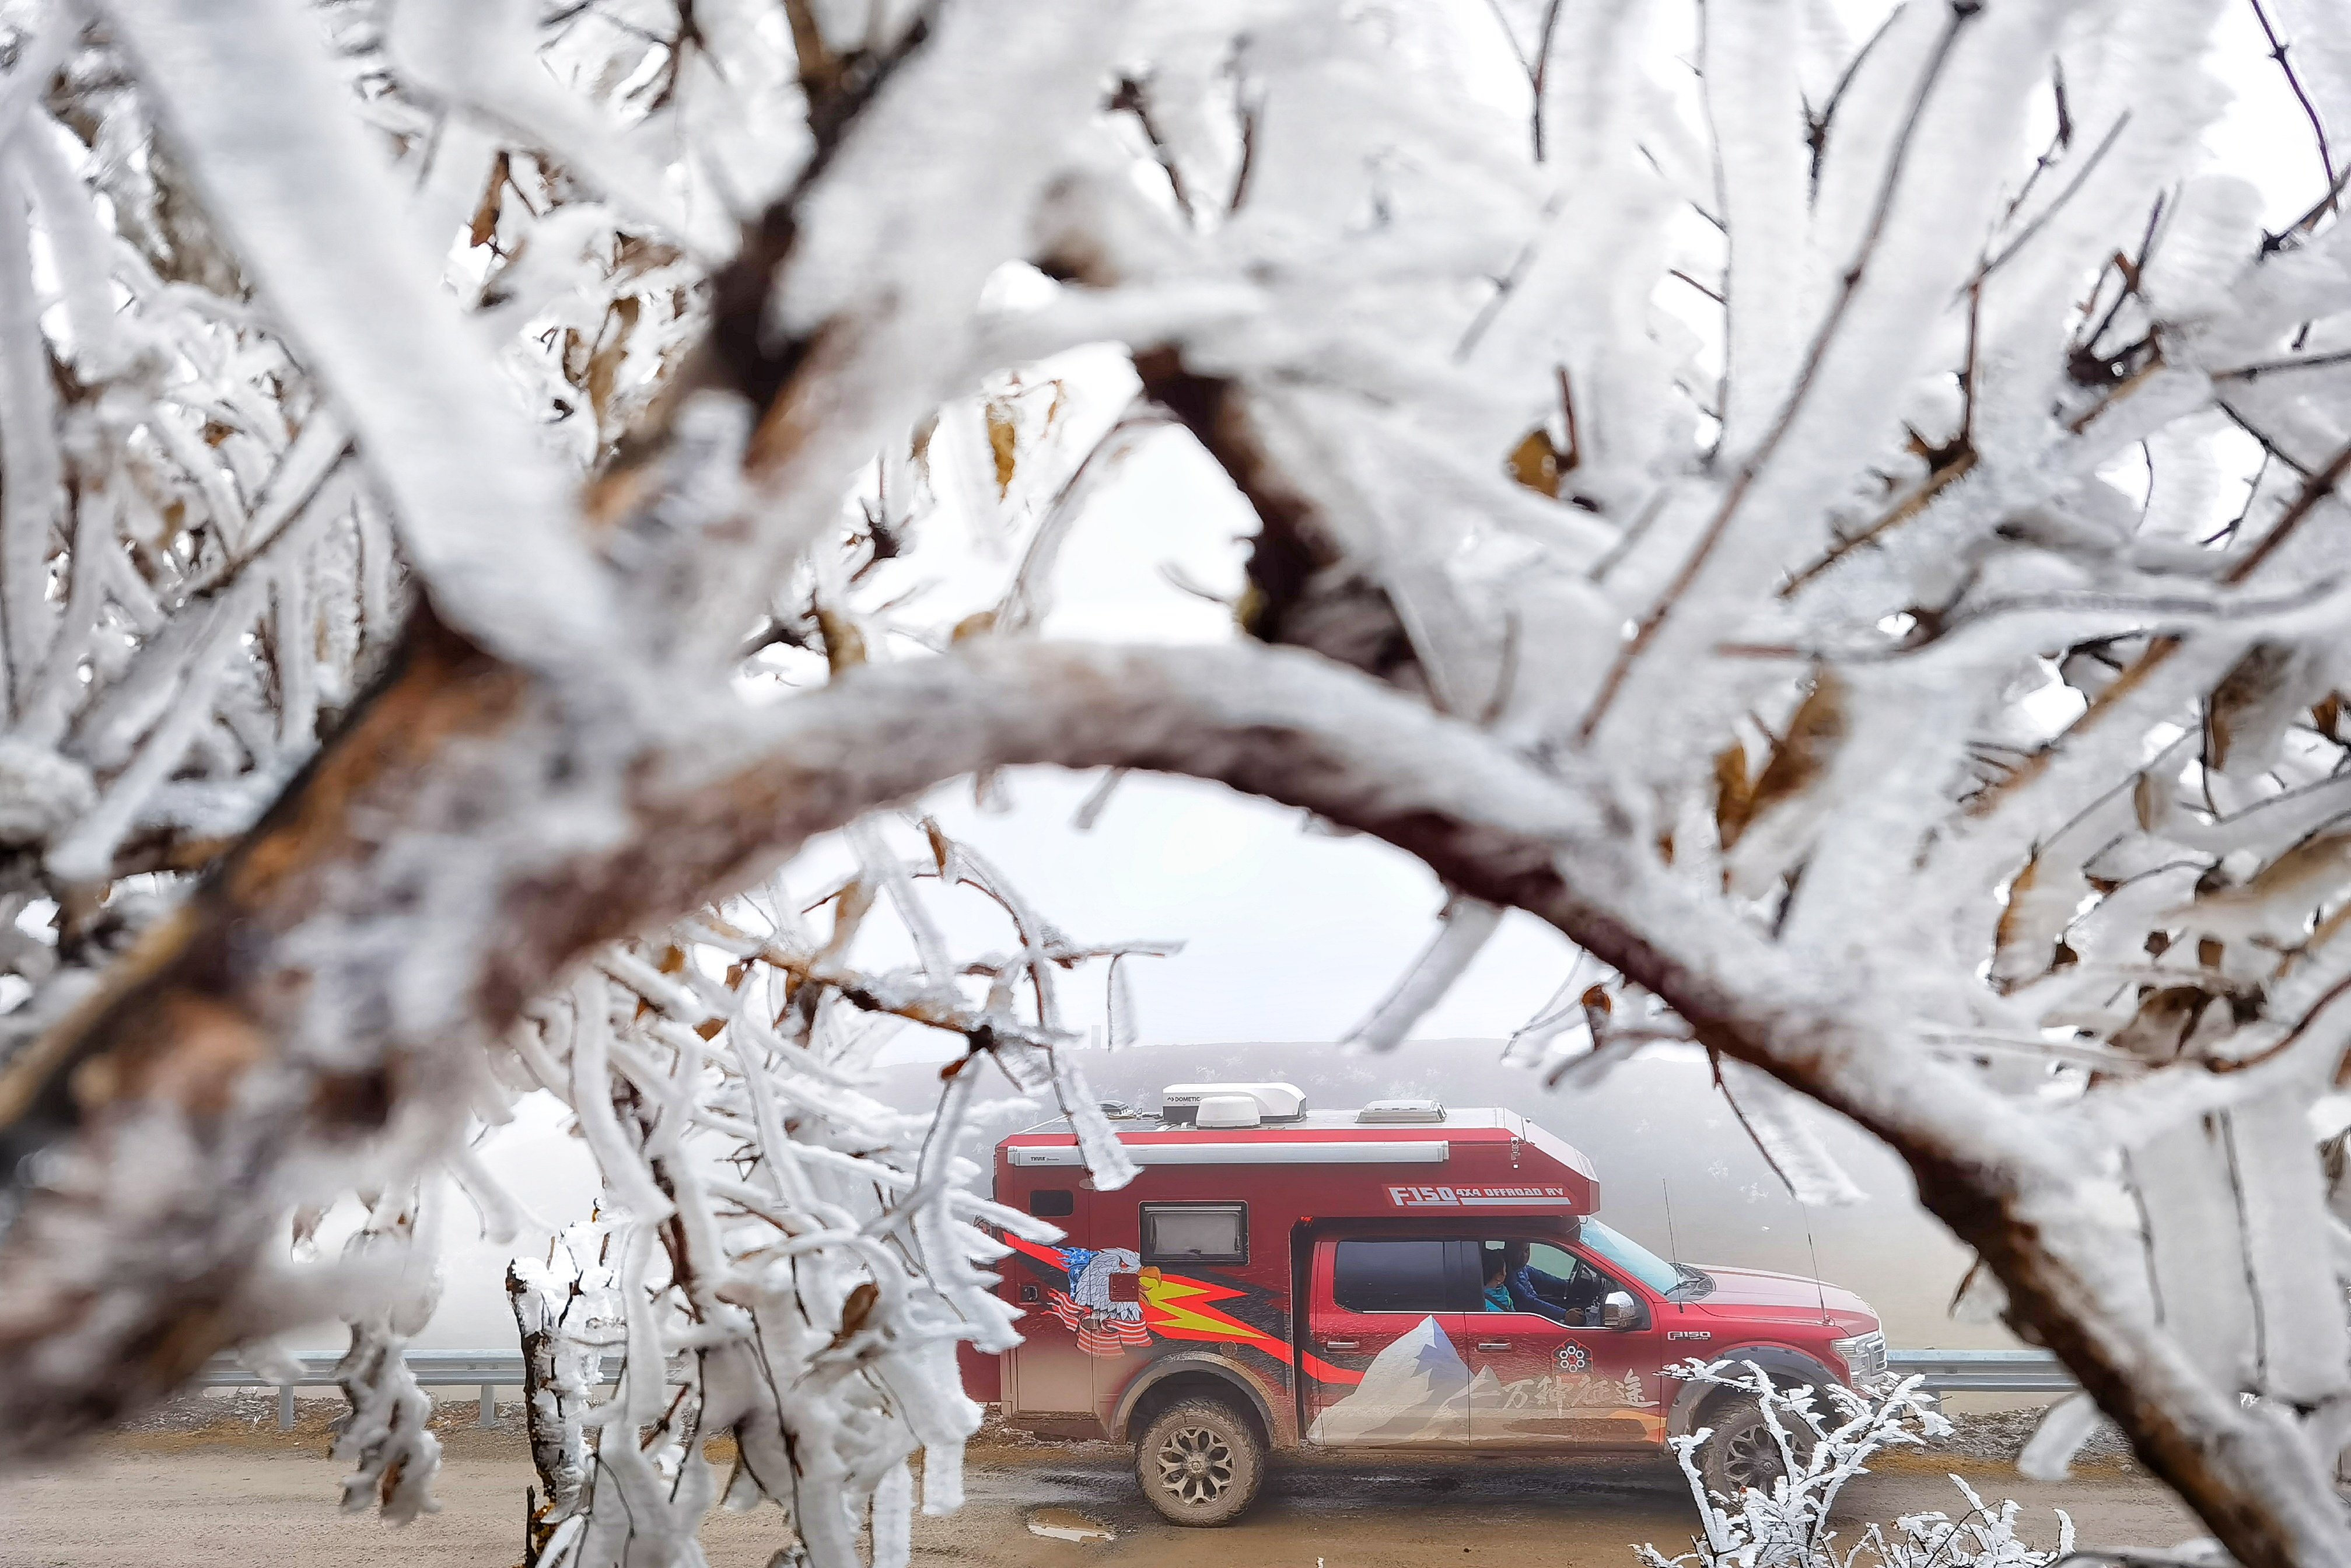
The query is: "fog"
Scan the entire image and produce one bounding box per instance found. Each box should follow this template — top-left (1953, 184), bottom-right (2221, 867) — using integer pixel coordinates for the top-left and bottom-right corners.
top-left (288, 766), bottom-right (2010, 1363)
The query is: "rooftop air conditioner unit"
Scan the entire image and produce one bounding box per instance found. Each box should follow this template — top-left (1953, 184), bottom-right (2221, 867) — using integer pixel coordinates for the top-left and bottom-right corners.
top-left (1159, 1082), bottom-right (1306, 1125)
top-left (1357, 1098), bottom-right (1444, 1124)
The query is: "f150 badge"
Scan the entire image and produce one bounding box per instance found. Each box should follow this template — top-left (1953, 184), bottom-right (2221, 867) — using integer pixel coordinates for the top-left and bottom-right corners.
top-left (1386, 1184), bottom-right (1570, 1208)
top-left (1668, 1331), bottom-right (1712, 1340)
top-left (1556, 1343), bottom-right (1590, 1371)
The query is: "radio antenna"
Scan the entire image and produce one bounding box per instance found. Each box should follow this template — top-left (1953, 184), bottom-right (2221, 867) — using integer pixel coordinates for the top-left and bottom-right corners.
top-left (1660, 1177), bottom-right (1681, 1263)
top-left (1803, 1209), bottom-right (1828, 1322)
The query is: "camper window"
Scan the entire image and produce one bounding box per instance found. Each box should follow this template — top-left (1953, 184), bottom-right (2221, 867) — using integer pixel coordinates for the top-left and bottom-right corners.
top-left (1140, 1202), bottom-right (1248, 1265)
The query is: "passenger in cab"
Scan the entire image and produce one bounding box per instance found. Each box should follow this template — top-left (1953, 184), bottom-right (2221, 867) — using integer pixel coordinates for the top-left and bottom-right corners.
top-left (1481, 1252), bottom-right (1515, 1311)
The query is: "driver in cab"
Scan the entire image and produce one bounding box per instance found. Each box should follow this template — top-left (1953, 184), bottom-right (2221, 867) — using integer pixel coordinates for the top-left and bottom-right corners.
top-left (1491, 1240), bottom-right (1602, 1324)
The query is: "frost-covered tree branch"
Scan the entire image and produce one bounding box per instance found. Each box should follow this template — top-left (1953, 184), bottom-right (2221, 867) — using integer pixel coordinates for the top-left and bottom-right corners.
top-left (2, 2), bottom-right (2351, 1566)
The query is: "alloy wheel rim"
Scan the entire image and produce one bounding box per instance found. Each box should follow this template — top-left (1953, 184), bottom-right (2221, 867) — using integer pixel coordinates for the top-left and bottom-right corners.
top-left (1153, 1425), bottom-right (1236, 1507)
top-left (1722, 1422), bottom-right (1786, 1492)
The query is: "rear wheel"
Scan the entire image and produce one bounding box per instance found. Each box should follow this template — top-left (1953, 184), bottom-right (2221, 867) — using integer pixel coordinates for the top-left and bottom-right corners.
top-left (1135, 1397), bottom-right (1265, 1527)
top-left (1699, 1395), bottom-right (1811, 1499)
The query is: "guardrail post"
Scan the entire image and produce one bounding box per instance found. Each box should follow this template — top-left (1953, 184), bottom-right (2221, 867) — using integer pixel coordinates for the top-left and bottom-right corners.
top-left (478, 1382), bottom-right (497, 1429)
top-left (278, 1384), bottom-right (295, 1430)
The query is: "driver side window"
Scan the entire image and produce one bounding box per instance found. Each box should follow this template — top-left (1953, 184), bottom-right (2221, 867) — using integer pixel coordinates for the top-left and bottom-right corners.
top-left (1528, 1242), bottom-right (1635, 1330)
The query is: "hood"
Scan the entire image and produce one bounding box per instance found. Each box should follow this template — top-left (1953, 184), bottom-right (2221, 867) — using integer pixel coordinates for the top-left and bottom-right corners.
top-left (1687, 1265), bottom-right (1873, 1320)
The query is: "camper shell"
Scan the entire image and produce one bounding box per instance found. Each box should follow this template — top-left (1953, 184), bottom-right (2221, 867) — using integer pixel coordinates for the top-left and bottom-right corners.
top-left (973, 1083), bottom-right (1886, 1525)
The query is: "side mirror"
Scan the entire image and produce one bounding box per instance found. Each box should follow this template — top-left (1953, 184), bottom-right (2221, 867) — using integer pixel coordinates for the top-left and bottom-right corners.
top-left (1601, 1290), bottom-right (1639, 1331)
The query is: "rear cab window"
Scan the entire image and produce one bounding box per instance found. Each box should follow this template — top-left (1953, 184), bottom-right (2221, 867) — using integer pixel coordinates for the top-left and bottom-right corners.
top-left (1330, 1238), bottom-right (1480, 1312)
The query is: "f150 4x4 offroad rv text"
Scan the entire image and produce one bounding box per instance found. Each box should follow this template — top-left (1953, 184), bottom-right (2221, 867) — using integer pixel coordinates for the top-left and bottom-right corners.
top-left (964, 1082), bottom-right (1887, 1525)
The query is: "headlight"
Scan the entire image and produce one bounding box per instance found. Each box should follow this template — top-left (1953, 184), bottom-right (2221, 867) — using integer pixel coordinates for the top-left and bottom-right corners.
top-left (1829, 1331), bottom-right (1886, 1382)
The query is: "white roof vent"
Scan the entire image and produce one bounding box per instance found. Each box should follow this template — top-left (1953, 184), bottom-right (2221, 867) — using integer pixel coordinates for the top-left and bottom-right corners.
top-left (1358, 1097), bottom-right (1445, 1124)
top-left (1160, 1082), bottom-right (1306, 1124)
top-left (1195, 1094), bottom-right (1263, 1128)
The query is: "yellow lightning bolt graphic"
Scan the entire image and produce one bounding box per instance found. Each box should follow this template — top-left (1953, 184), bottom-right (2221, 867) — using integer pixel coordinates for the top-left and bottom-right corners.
top-left (1141, 1271), bottom-right (1265, 1343)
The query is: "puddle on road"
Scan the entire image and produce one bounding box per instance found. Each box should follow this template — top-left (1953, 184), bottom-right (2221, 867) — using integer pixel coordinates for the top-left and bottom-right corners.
top-left (1026, 1507), bottom-right (1117, 1543)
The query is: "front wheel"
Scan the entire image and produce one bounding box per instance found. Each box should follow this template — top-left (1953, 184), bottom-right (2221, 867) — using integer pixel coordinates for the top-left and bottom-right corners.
top-left (1135, 1397), bottom-right (1266, 1526)
top-left (1698, 1395), bottom-right (1811, 1500)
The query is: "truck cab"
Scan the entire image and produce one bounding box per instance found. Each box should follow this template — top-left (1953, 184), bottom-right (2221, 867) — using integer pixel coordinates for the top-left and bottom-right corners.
top-left (982, 1083), bottom-right (1885, 1525)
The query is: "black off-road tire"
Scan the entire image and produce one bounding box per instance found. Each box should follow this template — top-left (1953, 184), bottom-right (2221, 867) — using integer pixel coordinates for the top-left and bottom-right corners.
top-left (1699, 1395), bottom-right (1813, 1500)
top-left (1134, 1396), bottom-right (1266, 1527)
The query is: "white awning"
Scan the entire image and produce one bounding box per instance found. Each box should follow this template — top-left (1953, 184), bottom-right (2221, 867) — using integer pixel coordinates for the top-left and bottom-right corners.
top-left (1007, 1140), bottom-right (1449, 1167)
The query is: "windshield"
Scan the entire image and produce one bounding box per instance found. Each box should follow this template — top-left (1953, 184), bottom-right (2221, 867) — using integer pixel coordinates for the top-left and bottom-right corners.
top-left (1577, 1219), bottom-right (1684, 1295)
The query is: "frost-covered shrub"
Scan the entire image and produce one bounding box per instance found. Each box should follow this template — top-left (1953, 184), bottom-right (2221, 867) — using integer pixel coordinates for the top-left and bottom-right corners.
top-left (1638, 1362), bottom-right (2073, 1568)
top-left (490, 831), bottom-right (1161, 1568)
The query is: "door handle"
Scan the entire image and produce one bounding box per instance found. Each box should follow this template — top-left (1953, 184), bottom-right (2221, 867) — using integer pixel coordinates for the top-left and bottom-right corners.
top-left (1474, 1341), bottom-right (1512, 1351)
top-left (1323, 1340), bottom-right (1360, 1350)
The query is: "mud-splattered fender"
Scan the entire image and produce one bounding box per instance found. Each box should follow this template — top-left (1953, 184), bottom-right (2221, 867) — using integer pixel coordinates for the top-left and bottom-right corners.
top-left (1105, 1349), bottom-right (1288, 1446)
top-left (1663, 1346), bottom-right (1843, 1441)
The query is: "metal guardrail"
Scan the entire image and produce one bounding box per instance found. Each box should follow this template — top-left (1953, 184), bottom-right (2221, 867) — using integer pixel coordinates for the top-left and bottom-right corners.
top-left (198, 1350), bottom-right (629, 1431)
top-left (199, 1347), bottom-right (2073, 1432)
top-left (1887, 1349), bottom-right (2078, 1394)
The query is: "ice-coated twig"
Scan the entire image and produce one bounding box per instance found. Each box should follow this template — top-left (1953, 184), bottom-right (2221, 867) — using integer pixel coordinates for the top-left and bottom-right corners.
top-left (1348, 893), bottom-right (1505, 1052)
top-left (97, 0), bottom-right (622, 671)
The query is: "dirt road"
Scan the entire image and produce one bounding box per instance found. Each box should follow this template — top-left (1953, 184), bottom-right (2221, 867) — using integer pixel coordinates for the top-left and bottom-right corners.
top-left (1, 1426), bottom-right (2197, 1568)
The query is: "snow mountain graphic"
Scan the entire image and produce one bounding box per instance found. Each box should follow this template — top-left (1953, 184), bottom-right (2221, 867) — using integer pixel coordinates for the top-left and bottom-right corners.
top-left (1306, 1315), bottom-right (1469, 1444)
top-left (1306, 1318), bottom-right (1668, 1446)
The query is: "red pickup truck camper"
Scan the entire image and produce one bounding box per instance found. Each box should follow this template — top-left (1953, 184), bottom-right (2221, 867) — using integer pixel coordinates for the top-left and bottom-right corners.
top-left (975, 1082), bottom-right (1887, 1525)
